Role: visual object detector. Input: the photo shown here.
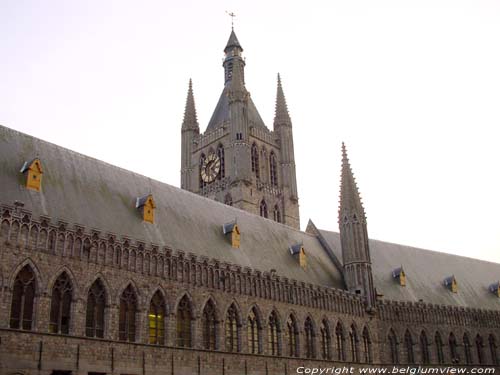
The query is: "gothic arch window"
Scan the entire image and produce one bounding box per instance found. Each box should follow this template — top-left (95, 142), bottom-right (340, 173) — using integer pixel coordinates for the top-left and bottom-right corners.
top-left (286, 315), bottom-right (299, 357)
top-left (388, 329), bottom-right (399, 364)
top-left (260, 200), bottom-right (268, 218)
top-left (463, 333), bottom-right (472, 365)
top-left (449, 333), bottom-right (459, 364)
top-left (420, 331), bottom-right (430, 364)
top-left (224, 193), bottom-right (233, 206)
top-left (217, 144), bottom-right (225, 179)
top-left (225, 303), bottom-right (239, 352)
top-left (202, 299), bottom-right (217, 350)
top-left (435, 332), bottom-right (445, 364)
top-left (247, 307), bottom-right (261, 354)
top-left (251, 143), bottom-right (260, 179)
top-left (362, 327), bottom-right (372, 363)
top-left (49, 272), bottom-right (72, 334)
top-left (119, 285), bottom-right (137, 342)
top-left (305, 317), bottom-right (315, 358)
top-left (269, 151), bottom-right (278, 187)
top-left (10, 265), bottom-right (36, 330)
top-left (476, 334), bottom-right (485, 364)
top-left (273, 204), bottom-right (281, 223)
top-left (177, 295), bottom-right (192, 347)
top-left (336, 322), bottom-right (346, 361)
top-left (268, 310), bottom-right (280, 356)
top-left (148, 291), bottom-right (166, 345)
top-left (404, 330), bottom-right (414, 364)
top-left (85, 279), bottom-right (106, 338)
top-left (349, 324), bottom-right (359, 362)
top-left (199, 153), bottom-right (206, 189)
top-left (320, 319), bottom-right (331, 360)
top-left (489, 334), bottom-right (498, 365)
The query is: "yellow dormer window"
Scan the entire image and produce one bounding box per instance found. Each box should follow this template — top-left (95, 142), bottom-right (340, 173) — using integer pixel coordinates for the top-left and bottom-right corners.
top-left (20, 158), bottom-right (43, 191)
top-left (399, 270), bottom-right (406, 287)
top-left (392, 267), bottom-right (406, 287)
top-left (444, 275), bottom-right (458, 293)
top-left (299, 247), bottom-right (307, 269)
top-left (290, 244), bottom-right (306, 269)
top-left (223, 221), bottom-right (240, 248)
top-left (489, 282), bottom-right (500, 297)
top-left (136, 194), bottom-right (156, 224)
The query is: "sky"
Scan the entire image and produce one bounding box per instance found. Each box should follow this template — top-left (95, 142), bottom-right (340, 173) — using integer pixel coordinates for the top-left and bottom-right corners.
top-left (1, 0), bottom-right (499, 263)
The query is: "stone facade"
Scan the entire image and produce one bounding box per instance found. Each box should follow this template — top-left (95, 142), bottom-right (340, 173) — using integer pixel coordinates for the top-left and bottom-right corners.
top-left (1, 207), bottom-right (499, 375)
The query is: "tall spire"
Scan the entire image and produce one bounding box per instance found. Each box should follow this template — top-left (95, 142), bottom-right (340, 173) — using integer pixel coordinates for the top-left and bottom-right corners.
top-left (224, 29), bottom-right (243, 54)
top-left (273, 73), bottom-right (292, 129)
top-left (223, 29), bottom-right (245, 85)
top-left (182, 79), bottom-right (199, 131)
top-left (339, 143), bottom-right (366, 221)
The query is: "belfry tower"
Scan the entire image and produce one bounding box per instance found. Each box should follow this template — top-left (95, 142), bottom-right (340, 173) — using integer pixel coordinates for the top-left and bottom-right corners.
top-left (338, 144), bottom-right (376, 309)
top-left (180, 29), bottom-right (300, 229)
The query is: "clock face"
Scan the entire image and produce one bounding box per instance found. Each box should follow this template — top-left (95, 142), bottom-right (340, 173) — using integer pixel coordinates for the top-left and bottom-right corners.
top-left (200, 153), bottom-right (221, 183)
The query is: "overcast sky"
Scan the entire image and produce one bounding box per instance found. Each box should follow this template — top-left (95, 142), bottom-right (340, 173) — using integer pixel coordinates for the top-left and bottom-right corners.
top-left (1, 0), bottom-right (499, 263)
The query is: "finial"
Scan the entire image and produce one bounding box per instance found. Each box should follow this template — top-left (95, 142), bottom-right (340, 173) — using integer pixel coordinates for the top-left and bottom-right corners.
top-left (226, 11), bottom-right (236, 30)
top-left (188, 78), bottom-right (192, 89)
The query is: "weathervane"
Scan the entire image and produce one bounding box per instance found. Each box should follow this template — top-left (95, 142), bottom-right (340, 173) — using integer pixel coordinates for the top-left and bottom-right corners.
top-left (226, 11), bottom-right (236, 30)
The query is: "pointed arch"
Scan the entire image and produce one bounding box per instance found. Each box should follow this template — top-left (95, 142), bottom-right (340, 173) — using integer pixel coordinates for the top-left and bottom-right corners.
top-left (251, 143), bottom-right (260, 179)
top-left (8, 258), bottom-right (43, 294)
top-left (320, 319), bottom-right (331, 360)
top-left (217, 143), bottom-right (225, 179)
top-left (202, 298), bottom-right (217, 350)
top-left (286, 313), bottom-right (299, 357)
top-left (435, 331), bottom-right (444, 364)
top-left (404, 329), bottom-right (415, 364)
top-left (199, 153), bottom-right (206, 189)
top-left (449, 332), bottom-right (459, 364)
top-left (260, 200), bottom-right (268, 218)
top-left (85, 278), bottom-right (106, 338)
top-left (119, 284), bottom-right (137, 342)
top-left (148, 290), bottom-right (166, 345)
top-left (268, 309), bottom-right (281, 356)
top-left (420, 330), bottom-right (430, 364)
top-left (489, 334), bottom-right (498, 365)
top-left (349, 323), bottom-right (360, 362)
top-left (247, 305), bottom-right (262, 354)
top-left (49, 271), bottom-right (73, 334)
top-left (225, 302), bottom-right (240, 352)
top-left (388, 328), bottom-right (399, 364)
top-left (362, 326), bottom-right (372, 363)
top-left (305, 316), bottom-right (316, 358)
top-left (463, 332), bottom-right (472, 364)
top-left (476, 334), bottom-right (485, 364)
top-left (336, 321), bottom-right (346, 361)
top-left (9, 264), bottom-right (37, 330)
top-left (273, 204), bottom-right (281, 223)
top-left (176, 294), bottom-right (193, 347)
top-left (269, 151), bottom-right (278, 187)
top-left (47, 266), bottom-right (79, 299)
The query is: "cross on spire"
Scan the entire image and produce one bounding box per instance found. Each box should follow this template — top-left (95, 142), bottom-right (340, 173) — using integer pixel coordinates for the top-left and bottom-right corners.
top-left (226, 11), bottom-right (236, 30)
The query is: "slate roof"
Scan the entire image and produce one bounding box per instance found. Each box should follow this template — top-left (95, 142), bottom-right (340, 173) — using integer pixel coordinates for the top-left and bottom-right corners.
top-left (205, 84), bottom-right (268, 131)
top-left (0, 125), bottom-right (343, 288)
top-left (314, 225), bottom-right (500, 310)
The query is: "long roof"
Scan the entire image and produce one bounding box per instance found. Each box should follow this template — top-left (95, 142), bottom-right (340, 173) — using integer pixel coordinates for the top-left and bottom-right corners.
top-left (0, 125), bottom-right (342, 288)
top-left (314, 224), bottom-right (500, 310)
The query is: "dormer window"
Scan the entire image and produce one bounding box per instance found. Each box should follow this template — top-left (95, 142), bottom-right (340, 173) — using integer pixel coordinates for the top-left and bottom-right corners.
top-left (20, 158), bottom-right (43, 191)
top-left (489, 282), bottom-right (500, 297)
top-left (223, 221), bottom-right (240, 248)
top-left (444, 275), bottom-right (458, 293)
top-left (289, 243), bottom-right (306, 269)
top-left (136, 194), bottom-right (156, 224)
top-left (392, 266), bottom-right (406, 287)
